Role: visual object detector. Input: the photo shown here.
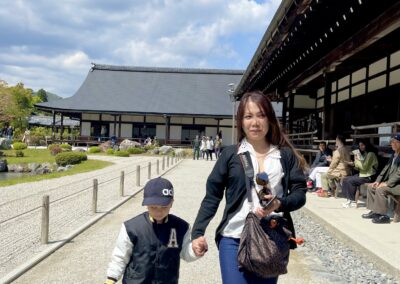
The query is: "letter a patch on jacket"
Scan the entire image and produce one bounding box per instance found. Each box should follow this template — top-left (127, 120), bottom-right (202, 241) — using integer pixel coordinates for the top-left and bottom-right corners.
top-left (167, 228), bottom-right (179, 248)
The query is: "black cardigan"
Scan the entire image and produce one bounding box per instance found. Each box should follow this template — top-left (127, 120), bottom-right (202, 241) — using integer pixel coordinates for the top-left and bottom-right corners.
top-left (191, 144), bottom-right (307, 248)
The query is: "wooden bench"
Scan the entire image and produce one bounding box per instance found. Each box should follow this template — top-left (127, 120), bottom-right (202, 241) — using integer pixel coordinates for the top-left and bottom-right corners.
top-left (387, 193), bottom-right (400, 223)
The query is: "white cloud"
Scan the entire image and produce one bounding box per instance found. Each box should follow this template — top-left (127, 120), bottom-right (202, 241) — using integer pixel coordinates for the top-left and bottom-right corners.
top-left (0, 0), bottom-right (280, 97)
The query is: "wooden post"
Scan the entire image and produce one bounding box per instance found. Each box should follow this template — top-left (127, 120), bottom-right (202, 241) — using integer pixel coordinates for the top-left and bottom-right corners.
top-left (41, 195), bottom-right (50, 244)
top-left (136, 165), bottom-right (140, 186)
top-left (167, 156), bottom-right (170, 167)
top-left (162, 157), bottom-right (165, 171)
top-left (157, 159), bottom-right (160, 175)
top-left (92, 179), bottom-right (98, 213)
top-left (148, 162), bottom-right (151, 179)
top-left (120, 171), bottom-right (124, 197)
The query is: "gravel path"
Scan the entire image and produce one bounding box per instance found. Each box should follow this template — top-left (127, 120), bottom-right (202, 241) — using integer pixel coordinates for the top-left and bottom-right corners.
top-left (3, 158), bottom-right (398, 283)
top-left (11, 159), bottom-right (331, 283)
top-left (0, 154), bottom-right (172, 278)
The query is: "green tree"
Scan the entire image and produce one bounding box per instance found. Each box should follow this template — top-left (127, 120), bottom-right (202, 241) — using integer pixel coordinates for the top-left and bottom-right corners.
top-left (37, 88), bottom-right (48, 102)
top-left (5, 83), bottom-right (33, 130)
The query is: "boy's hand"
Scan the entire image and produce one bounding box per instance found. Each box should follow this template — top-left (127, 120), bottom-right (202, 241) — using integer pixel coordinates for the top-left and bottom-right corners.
top-left (192, 236), bottom-right (208, 257)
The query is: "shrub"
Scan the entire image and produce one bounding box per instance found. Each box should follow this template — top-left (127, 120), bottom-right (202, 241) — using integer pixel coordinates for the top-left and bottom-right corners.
top-left (15, 150), bottom-right (24, 157)
top-left (88, 146), bottom-right (101, 153)
top-left (49, 144), bottom-right (62, 156)
top-left (127, 147), bottom-right (145, 155)
top-left (60, 143), bottom-right (72, 151)
top-left (106, 148), bottom-right (114, 155)
top-left (55, 152), bottom-right (87, 166)
top-left (12, 142), bottom-right (28, 150)
top-left (144, 144), bottom-right (156, 151)
top-left (114, 150), bottom-right (130, 157)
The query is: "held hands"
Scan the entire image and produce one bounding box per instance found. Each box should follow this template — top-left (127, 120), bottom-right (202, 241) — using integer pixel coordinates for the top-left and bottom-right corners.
top-left (255, 194), bottom-right (281, 218)
top-left (192, 236), bottom-right (208, 257)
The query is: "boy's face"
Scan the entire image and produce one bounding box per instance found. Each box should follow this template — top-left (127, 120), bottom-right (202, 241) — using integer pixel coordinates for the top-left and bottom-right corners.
top-left (147, 201), bottom-right (173, 222)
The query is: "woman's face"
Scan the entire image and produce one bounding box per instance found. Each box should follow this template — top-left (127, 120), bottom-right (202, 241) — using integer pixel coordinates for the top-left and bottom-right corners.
top-left (242, 99), bottom-right (269, 144)
top-left (359, 142), bottom-right (366, 152)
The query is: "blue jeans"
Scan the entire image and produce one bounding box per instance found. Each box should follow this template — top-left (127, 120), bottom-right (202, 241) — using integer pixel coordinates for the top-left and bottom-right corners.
top-left (219, 237), bottom-right (278, 284)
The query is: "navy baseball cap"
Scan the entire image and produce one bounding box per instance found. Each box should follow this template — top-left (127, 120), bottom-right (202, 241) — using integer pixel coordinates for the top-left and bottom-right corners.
top-left (142, 177), bottom-right (174, 206)
top-left (392, 133), bottom-right (400, 142)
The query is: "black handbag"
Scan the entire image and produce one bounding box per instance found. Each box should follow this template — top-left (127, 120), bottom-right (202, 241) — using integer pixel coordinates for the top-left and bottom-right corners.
top-left (237, 151), bottom-right (292, 279)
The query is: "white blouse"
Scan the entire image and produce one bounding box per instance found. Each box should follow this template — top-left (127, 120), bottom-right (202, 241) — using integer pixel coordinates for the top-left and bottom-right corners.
top-left (221, 139), bottom-right (284, 239)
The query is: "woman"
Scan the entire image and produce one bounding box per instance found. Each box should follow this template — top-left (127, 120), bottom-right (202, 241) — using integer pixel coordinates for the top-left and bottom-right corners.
top-left (320, 135), bottom-right (352, 196)
top-left (191, 91), bottom-right (307, 283)
top-left (214, 134), bottom-right (222, 159)
top-left (341, 140), bottom-right (378, 207)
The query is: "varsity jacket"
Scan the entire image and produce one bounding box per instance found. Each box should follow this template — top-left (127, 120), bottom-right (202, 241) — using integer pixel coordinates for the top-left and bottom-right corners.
top-left (107, 212), bottom-right (197, 284)
top-left (191, 144), bottom-right (307, 249)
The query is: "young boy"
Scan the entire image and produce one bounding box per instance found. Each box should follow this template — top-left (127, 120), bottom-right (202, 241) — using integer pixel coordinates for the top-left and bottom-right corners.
top-left (105, 177), bottom-right (198, 284)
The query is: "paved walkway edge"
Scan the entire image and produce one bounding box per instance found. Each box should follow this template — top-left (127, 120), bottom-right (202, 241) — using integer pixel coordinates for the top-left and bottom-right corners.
top-left (0, 160), bottom-right (183, 284)
top-left (302, 206), bottom-right (400, 280)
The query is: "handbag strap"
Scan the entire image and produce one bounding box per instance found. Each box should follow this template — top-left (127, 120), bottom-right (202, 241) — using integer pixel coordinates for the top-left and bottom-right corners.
top-left (239, 151), bottom-right (254, 203)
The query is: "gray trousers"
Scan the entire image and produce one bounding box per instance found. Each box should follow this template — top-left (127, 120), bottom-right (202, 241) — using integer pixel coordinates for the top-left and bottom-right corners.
top-left (366, 184), bottom-right (400, 215)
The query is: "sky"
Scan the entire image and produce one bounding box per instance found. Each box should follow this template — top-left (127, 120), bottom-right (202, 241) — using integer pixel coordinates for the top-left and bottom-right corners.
top-left (0, 0), bottom-right (281, 98)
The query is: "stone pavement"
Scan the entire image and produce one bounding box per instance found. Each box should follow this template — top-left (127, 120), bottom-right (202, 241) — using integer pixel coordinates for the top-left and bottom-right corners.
top-left (303, 192), bottom-right (400, 279)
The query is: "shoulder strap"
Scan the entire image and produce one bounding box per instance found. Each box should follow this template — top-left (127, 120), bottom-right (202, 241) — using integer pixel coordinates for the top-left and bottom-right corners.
top-left (239, 151), bottom-right (254, 203)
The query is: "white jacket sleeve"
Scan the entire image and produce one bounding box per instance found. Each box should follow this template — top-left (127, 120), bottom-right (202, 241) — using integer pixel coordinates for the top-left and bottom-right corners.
top-left (107, 224), bottom-right (133, 280)
top-left (180, 225), bottom-right (200, 262)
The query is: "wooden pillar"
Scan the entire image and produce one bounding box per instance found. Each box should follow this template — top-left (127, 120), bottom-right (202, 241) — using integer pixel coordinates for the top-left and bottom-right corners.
top-left (163, 114), bottom-right (170, 144)
top-left (288, 91), bottom-right (294, 133)
top-left (52, 110), bottom-right (56, 140)
top-left (282, 95), bottom-right (288, 131)
top-left (323, 72), bottom-right (333, 139)
top-left (118, 115), bottom-right (122, 138)
top-left (60, 113), bottom-right (64, 141)
top-left (113, 115), bottom-right (117, 136)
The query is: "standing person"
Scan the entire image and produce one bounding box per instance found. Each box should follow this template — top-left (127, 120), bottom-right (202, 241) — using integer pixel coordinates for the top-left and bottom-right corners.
top-left (191, 91), bottom-right (307, 284)
top-left (200, 136), bottom-right (207, 159)
top-left (341, 140), bottom-right (378, 207)
top-left (192, 135), bottom-right (200, 160)
top-left (214, 134), bottom-right (222, 159)
top-left (6, 126), bottom-right (13, 141)
top-left (22, 128), bottom-right (31, 146)
top-left (105, 177), bottom-right (199, 284)
top-left (206, 136), bottom-right (214, 161)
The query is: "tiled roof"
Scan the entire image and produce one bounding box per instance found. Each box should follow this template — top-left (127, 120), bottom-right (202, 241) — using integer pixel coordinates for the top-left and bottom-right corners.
top-left (36, 64), bottom-right (244, 117)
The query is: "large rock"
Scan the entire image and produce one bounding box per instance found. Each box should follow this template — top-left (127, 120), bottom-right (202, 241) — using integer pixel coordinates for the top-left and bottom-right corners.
top-left (159, 145), bottom-right (173, 155)
top-left (119, 139), bottom-right (141, 151)
top-left (0, 138), bottom-right (11, 150)
top-left (99, 140), bottom-right (112, 152)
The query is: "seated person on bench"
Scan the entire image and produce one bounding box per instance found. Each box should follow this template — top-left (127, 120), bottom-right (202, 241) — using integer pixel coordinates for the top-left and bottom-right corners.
top-left (307, 141), bottom-right (332, 190)
top-left (362, 134), bottom-right (400, 223)
top-left (319, 135), bottom-right (352, 196)
top-left (341, 140), bottom-right (378, 208)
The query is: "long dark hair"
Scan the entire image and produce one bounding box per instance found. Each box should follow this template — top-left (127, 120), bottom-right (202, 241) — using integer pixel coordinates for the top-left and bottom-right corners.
top-left (236, 90), bottom-right (305, 169)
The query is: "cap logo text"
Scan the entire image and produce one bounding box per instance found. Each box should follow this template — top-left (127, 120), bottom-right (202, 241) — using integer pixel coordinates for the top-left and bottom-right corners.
top-left (162, 188), bottom-right (173, 196)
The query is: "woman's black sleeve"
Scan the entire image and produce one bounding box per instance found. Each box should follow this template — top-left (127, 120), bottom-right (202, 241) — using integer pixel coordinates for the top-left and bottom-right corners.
top-left (191, 147), bottom-right (232, 239)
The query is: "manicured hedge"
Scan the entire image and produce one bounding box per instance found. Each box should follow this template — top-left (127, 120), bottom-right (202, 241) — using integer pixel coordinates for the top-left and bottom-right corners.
top-left (60, 143), bottom-right (72, 151)
top-left (114, 150), bottom-right (130, 157)
top-left (127, 147), bottom-right (145, 154)
top-left (88, 146), bottom-right (101, 153)
top-left (55, 152), bottom-right (87, 166)
top-left (12, 142), bottom-right (28, 150)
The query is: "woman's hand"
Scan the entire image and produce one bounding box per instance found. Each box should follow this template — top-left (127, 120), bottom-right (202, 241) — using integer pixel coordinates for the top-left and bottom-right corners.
top-left (255, 194), bottom-right (281, 218)
top-left (192, 236), bottom-right (208, 257)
